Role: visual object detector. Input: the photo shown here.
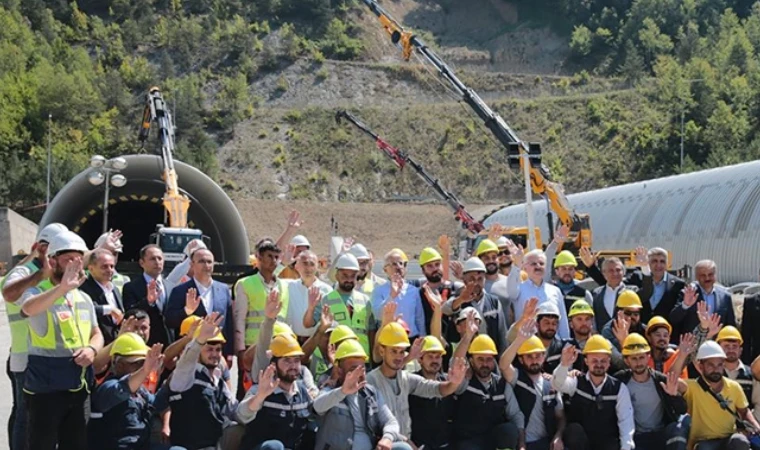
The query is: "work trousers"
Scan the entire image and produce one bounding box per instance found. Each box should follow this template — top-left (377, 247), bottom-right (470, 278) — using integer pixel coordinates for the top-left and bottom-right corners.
top-left (695, 434), bottom-right (750, 450)
top-left (635, 418), bottom-right (690, 450)
top-left (25, 389), bottom-right (87, 450)
top-left (7, 357), bottom-right (27, 450)
top-left (563, 423), bottom-right (619, 450)
top-left (454, 422), bottom-right (520, 450)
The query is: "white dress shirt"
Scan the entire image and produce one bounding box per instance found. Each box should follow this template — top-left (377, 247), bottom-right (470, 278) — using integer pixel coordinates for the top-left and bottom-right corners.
top-left (194, 277), bottom-right (214, 314)
top-left (96, 280), bottom-right (118, 314)
top-left (603, 284), bottom-right (623, 318)
top-left (143, 273), bottom-right (167, 311)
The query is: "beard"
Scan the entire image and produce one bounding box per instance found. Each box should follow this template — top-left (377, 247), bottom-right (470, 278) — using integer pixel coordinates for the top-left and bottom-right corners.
top-left (425, 272), bottom-right (443, 283)
top-left (538, 329), bottom-right (556, 340)
top-left (476, 366), bottom-right (492, 379)
top-left (423, 362), bottom-right (441, 373)
top-left (590, 366), bottom-right (607, 377)
top-left (525, 363), bottom-right (543, 375)
top-left (559, 274), bottom-right (574, 284)
top-left (339, 281), bottom-right (355, 291)
top-left (632, 365), bottom-right (648, 375)
top-left (704, 371), bottom-right (723, 383)
top-left (357, 271), bottom-right (368, 281)
top-left (277, 367), bottom-right (299, 383)
top-left (499, 260), bottom-right (512, 269)
top-left (485, 263), bottom-right (498, 275)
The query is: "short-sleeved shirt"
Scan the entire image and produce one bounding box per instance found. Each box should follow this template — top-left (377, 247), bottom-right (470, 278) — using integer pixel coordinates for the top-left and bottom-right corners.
top-left (684, 377), bottom-right (748, 447)
top-left (627, 376), bottom-right (664, 433)
top-left (4, 263), bottom-right (36, 371)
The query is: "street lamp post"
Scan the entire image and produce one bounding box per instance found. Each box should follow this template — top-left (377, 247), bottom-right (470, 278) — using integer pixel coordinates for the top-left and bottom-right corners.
top-left (88, 155), bottom-right (128, 233)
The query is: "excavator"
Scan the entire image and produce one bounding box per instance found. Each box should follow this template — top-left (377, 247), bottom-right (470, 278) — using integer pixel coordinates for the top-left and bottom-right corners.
top-left (139, 87), bottom-right (205, 262)
top-left (358, 0), bottom-right (661, 271)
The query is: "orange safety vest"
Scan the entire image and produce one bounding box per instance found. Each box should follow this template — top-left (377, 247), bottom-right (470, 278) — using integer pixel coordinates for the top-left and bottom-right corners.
top-left (648, 349), bottom-right (688, 379)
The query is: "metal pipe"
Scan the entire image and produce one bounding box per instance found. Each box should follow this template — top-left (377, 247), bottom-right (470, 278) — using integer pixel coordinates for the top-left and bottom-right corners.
top-left (103, 170), bottom-right (111, 234)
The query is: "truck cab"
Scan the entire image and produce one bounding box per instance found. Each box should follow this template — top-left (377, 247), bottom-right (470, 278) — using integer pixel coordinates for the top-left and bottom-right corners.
top-left (151, 225), bottom-right (205, 262)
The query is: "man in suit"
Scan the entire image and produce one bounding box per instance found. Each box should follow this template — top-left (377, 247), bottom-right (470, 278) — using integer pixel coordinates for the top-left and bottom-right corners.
top-left (625, 247), bottom-right (686, 324)
top-left (122, 244), bottom-right (172, 346)
top-left (591, 257), bottom-right (638, 331)
top-left (669, 259), bottom-right (736, 339)
top-left (165, 247), bottom-right (234, 357)
top-left (80, 248), bottom-right (124, 345)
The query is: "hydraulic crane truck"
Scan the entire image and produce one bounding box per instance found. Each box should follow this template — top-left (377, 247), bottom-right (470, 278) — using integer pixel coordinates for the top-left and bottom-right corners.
top-left (139, 87), bottom-right (205, 262)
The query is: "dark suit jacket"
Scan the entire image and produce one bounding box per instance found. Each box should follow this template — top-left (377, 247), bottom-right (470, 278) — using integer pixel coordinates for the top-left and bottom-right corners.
top-left (80, 276), bottom-right (123, 345)
top-left (122, 275), bottom-right (172, 346)
top-left (742, 293), bottom-right (760, 365)
top-left (591, 284), bottom-right (639, 332)
top-left (165, 279), bottom-right (234, 355)
top-left (669, 284), bottom-right (736, 339)
top-left (626, 271), bottom-right (686, 324)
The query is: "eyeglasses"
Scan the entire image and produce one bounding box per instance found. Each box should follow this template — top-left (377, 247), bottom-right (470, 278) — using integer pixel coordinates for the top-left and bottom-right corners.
top-left (527, 261), bottom-right (546, 267)
top-left (623, 343), bottom-right (649, 352)
top-left (623, 310), bottom-right (641, 317)
top-left (498, 250), bottom-right (510, 256)
top-left (387, 261), bottom-right (407, 267)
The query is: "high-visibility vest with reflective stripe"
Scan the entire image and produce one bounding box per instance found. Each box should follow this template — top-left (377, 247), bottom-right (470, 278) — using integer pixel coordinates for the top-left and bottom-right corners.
top-left (112, 273), bottom-right (129, 294)
top-left (358, 278), bottom-right (375, 296)
top-left (237, 274), bottom-right (289, 346)
top-left (323, 290), bottom-right (370, 355)
top-left (0, 261), bottom-right (38, 355)
top-left (312, 347), bottom-right (330, 378)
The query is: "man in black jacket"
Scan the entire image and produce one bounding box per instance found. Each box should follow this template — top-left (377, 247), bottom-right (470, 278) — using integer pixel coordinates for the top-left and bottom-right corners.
top-left (629, 248), bottom-right (686, 324)
top-left (81, 248), bottom-right (124, 345)
top-left (122, 244), bottom-right (172, 346)
top-left (615, 333), bottom-right (689, 450)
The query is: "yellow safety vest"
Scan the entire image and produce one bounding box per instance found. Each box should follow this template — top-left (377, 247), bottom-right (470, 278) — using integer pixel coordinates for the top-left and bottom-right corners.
top-left (237, 274), bottom-right (290, 346)
top-left (323, 290), bottom-right (370, 355)
top-left (0, 261), bottom-right (37, 355)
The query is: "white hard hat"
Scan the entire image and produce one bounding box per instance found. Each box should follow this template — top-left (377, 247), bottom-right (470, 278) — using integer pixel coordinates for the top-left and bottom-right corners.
top-left (290, 235), bottom-right (311, 248)
top-left (463, 257), bottom-right (486, 273)
top-left (183, 239), bottom-right (207, 258)
top-left (696, 340), bottom-right (727, 361)
top-left (496, 236), bottom-right (509, 248)
top-left (95, 232), bottom-right (123, 253)
top-left (48, 231), bottom-right (88, 256)
top-left (348, 243), bottom-right (370, 260)
top-left (456, 306), bottom-right (483, 323)
top-left (335, 253), bottom-right (360, 271)
top-left (37, 223), bottom-right (68, 244)
top-left (537, 301), bottom-right (561, 318)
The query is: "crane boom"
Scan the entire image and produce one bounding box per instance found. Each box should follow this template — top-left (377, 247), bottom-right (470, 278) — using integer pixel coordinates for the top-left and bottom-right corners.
top-left (336, 110), bottom-right (484, 233)
top-left (360, 0), bottom-right (591, 249)
top-left (139, 87), bottom-right (191, 228)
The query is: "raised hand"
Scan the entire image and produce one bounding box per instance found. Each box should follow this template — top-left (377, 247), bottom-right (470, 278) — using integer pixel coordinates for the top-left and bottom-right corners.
top-left (381, 300), bottom-right (399, 327)
top-left (318, 304), bottom-right (334, 333)
top-left (465, 309), bottom-right (479, 338)
top-left (706, 314), bottom-right (722, 339)
top-left (340, 365), bottom-right (367, 395)
top-left (448, 356), bottom-right (467, 386)
top-left (144, 343), bottom-right (165, 373)
top-left (184, 288), bottom-right (200, 315)
top-left (487, 224), bottom-right (505, 242)
top-left (517, 319), bottom-right (537, 342)
top-left (505, 240), bottom-right (524, 267)
top-left (553, 224), bottom-right (570, 244)
top-left (147, 280), bottom-right (159, 305)
top-left (196, 312), bottom-right (223, 344)
top-left (36, 244), bottom-right (52, 279)
top-left (308, 286), bottom-right (322, 311)
top-left (682, 284), bottom-right (698, 308)
top-left (109, 308), bottom-right (124, 325)
top-left (326, 343), bottom-right (337, 365)
top-left (282, 244), bottom-right (296, 266)
top-left (560, 344), bottom-right (578, 367)
top-left (423, 285), bottom-right (443, 311)
top-left (677, 333), bottom-right (697, 355)
top-left (634, 246), bottom-right (648, 267)
top-left (660, 370), bottom-right (680, 396)
top-left (697, 301), bottom-right (710, 329)
top-left (551, 437), bottom-right (564, 450)
top-left (437, 235), bottom-right (450, 252)
top-left (519, 297), bottom-right (539, 324)
top-left (390, 274), bottom-right (404, 299)
top-left (341, 237), bottom-right (355, 253)
top-left (118, 316), bottom-right (138, 336)
top-left (61, 259), bottom-right (86, 292)
top-left (258, 364), bottom-right (279, 398)
top-left (265, 289), bottom-right (282, 320)
top-left (287, 210), bottom-right (302, 228)
top-left (579, 247), bottom-right (596, 268)
top-left (612, 310), bottom-right (630, 345)
top-left (450, 261), bottom-right (464, 280)
top-left (407, 337), bottom-right (424, 362)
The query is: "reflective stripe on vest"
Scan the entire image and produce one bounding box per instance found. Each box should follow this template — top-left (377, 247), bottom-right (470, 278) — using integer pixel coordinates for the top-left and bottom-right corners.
top-left (312, 347), bottom-right (330, 377)
top-left (323, 290), bottom-right (369, 355)
top-left (238, 274), bottom-right (290, 346)
top-left (28, 280), bottom-right (93, 357)
top-left (0, 261), bottom-right (37, 355)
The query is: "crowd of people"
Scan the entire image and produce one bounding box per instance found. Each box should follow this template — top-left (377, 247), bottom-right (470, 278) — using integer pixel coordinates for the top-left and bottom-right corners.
top-left (2, 211), bottom-right (760, 450)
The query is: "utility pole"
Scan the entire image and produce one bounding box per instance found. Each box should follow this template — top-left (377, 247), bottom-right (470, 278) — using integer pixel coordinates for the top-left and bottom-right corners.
top-left (46, 114), bottom-right (52, 204)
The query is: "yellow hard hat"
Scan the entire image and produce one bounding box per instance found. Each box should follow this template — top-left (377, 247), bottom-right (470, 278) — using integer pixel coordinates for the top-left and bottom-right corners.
top-left (419, 247), bottom-right (443, 266)
top-left (476, 239), bottom-right (499, 257)
top-left (193, 322), bottom-right (226, 344)
top-left (616, 290), bottom-right (642, 309)
top-left (335, 339), bottom-right (368, 361)
top-left (180, 315), bottom-right (203, 337)
top-left (420, 336), bottom-right (446, 355)
top-left (622, 333), bottom-right (651, 356)
top-left (110, 332), bottom-right (149, 358)
top-left (329, 325), bottom-right (358, 346)
top-left (554, 250), bottom-right (577, 268)
top-left (646, 316), bottom-right (672, 336)
top-left (568, 300), bottom-right (594, 317)
top-left (468, 334), bottom-right (498, 356)
top-left (517, 336), bottom-right (546, 355)
top-left (717, 326), bottom-right (743, 345)
top-left (583, 335), bottom-right (612, 355)
top-left (390, 248), bottom-right (408, 262)
top-left (270, 334), bottom-right (305, 358)
top-left (377, 322), bottom-right (411, 348)
top-left (273, 321), bottom-right (296, 339)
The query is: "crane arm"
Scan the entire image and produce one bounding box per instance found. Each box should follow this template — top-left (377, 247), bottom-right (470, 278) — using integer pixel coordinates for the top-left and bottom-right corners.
top-left (139, 87), bottom-right (190, 228)
top-left (360, 0), bottom-right (586, 238)
top-left (336, 110), bottom-right (484, 233)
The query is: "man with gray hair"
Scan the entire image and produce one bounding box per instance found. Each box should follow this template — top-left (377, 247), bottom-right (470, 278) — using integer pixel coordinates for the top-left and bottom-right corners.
top-left (371, 248), bottom-right (425, 340)
top-left (288, 250), bottom-right (333, 339)
top-left (506, 245), bottom-right (571, 339)
top-left (622, 247), bottom-right (686, 324)
top-left (587, 257), bottom-right (640, 331)
top-left (670, 259), bottom-right (735, 339)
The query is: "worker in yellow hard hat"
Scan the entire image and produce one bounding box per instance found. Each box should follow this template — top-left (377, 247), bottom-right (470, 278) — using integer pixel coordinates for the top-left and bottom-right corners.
top-left (236, 334), bottom-right (316, 449)
top-left (415, 245), bottom-right (462, 356)
top-left (615, 333), bottom-right (689, 450)
top-left (87, 333), bottom-right (164, 448)
top-left (366, 323), bottom-right (466, 443)
top-left (450, 334), bottom-right (522, 449)
top-left (472, 239), bottom-right (514, 323)
top-left (314, 339), bottom-right (410, 449)
top-left (644, 315), bottom-right (689, 379)
top-left (716, 325), bottom-right (756, 408)
top-left (500, 323), bottom-right (566, 450)
top-left (552, 334), bottom-right (635, 450)
top-left (601, 290), bottom-right (647, 351)
top-left (553, 249), bottom-right (594, 314)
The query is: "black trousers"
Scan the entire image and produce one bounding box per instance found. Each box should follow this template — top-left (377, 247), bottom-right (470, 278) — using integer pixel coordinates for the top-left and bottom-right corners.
top-left (25, 389), bottom-right (88, 450)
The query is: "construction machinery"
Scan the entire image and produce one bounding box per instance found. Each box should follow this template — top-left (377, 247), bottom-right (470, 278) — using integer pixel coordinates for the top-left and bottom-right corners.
top-left (139, 87), bottom-right (205, 262)
top-left (360, 0), bottom-right (592, 258)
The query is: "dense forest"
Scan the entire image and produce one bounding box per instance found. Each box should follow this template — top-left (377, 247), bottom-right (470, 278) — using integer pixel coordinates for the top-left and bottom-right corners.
top-left (3, 0), bottom-right (760, 212)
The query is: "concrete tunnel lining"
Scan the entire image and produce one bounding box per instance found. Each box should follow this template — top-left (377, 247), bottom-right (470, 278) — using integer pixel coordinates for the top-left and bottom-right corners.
top-left (40, 155), bottom-right (249, 265)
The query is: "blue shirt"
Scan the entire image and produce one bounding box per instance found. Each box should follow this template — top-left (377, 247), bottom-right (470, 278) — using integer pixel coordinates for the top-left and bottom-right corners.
top-left (700, 286), bottom-right (717, 314)
top-left (371, 282), bottom-right (425, 338)
top-left (650, 274), bottom-right (668, 310)
top-left (507, 270), bottom-right (570, 340)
